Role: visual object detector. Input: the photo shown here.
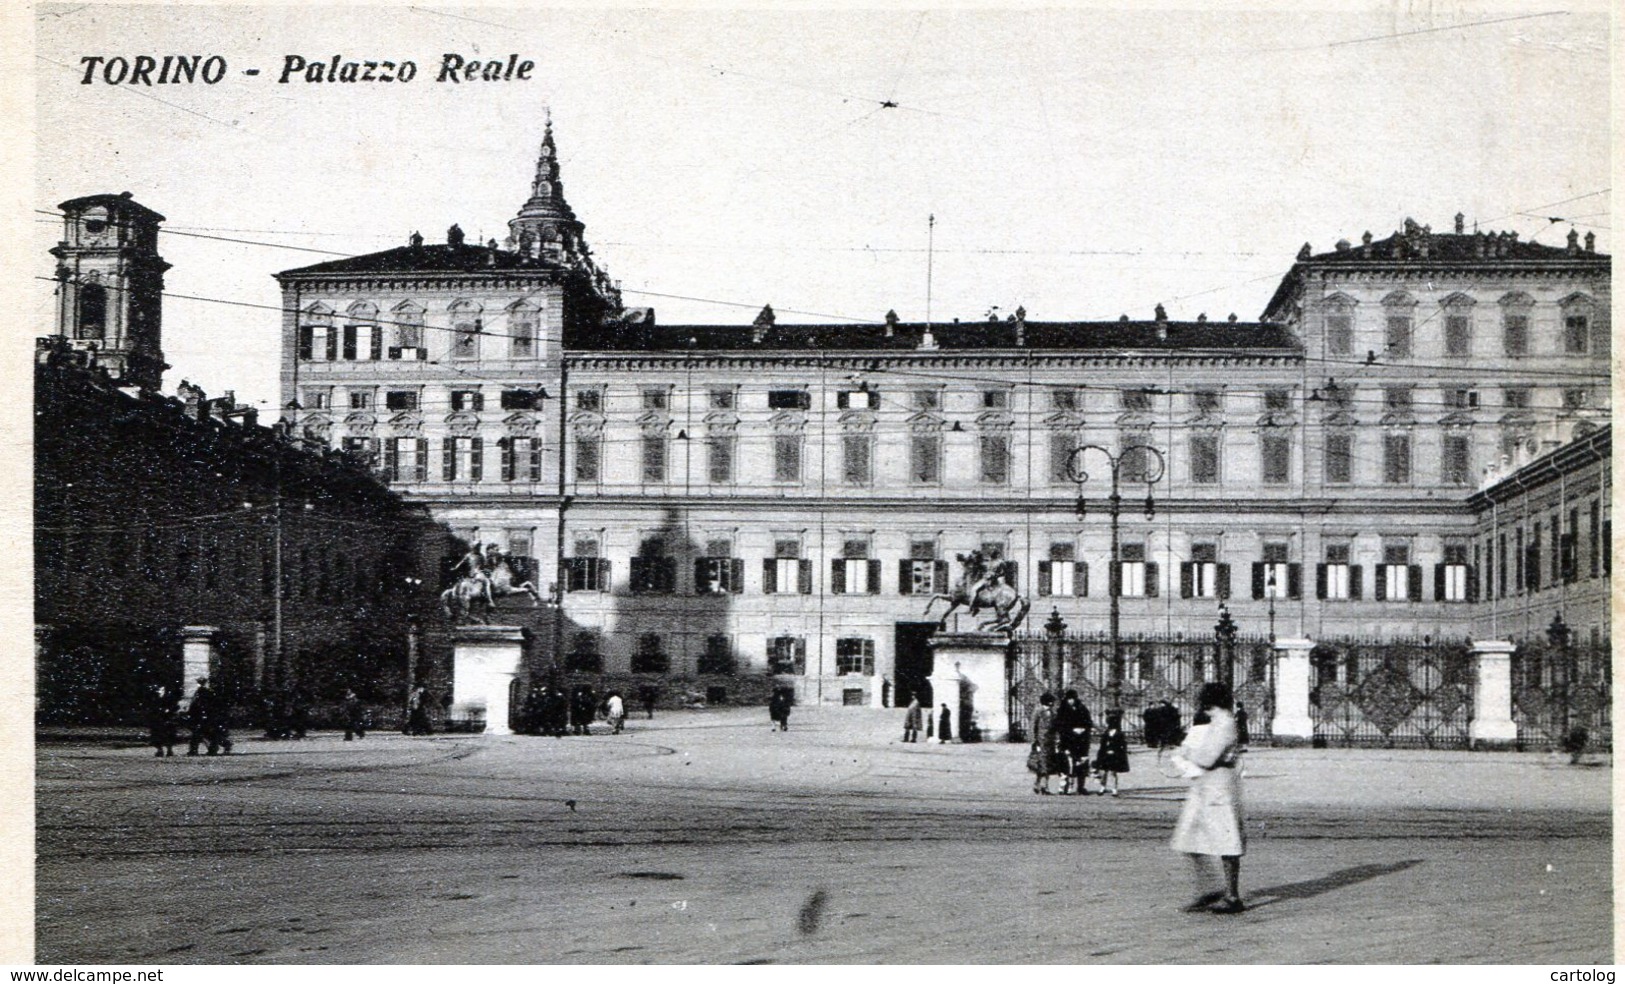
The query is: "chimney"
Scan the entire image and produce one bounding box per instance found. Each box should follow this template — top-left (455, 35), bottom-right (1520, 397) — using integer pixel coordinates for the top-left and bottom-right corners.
top-left (1566, 228), bottom-right (1580, 255)
top-left (1585, 231), bottom-right (1596, 253)
top-left (1334, 239), bottom-right (1351, 253)
top-left (409, 231), bottom-right (424, 248)
top-left (884, 309), bottom-right (898, 338)
top-left (1297, 243), bottom-right (1311, 260)
top-left (1196, 313), bottom-right (1208, 323)
top-left (447, 224), bottom-right (465, 245)
top-left (1360, 231), bottom-right (1373, 257)
top-left (1014, 305), bottom-right (1026, 347)
top-left (1454, 212), bottom-right (1465, 234)
top-left (241, 407), bottom-right (258, 429)
top-left (1228, 313), bottom-right (1238, 323)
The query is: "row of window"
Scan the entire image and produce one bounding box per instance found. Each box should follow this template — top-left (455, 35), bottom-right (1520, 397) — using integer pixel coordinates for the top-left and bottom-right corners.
top-left (556, 550), bottom-right (1477, 603)
top-left (350, 427), bottom-right (1526, 488)
top-left (297, 300), bottom-right (542, 362)
top-left (559, 632), bottom-right (875, 677)
top-left (1321, 292), bottom-right (1597, 358)
top-left (1479, 499), bottom-right (1611, 601)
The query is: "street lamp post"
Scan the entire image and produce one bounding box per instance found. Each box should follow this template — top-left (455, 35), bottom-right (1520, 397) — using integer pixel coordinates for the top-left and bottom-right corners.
top-left (1266, 567), bottom-right (1278, 645)
top-left (1044, 607), bottom-right (1066, 695)
top-left (1214, 602), bottom-right (1238, 690)
top-left (1067, 443), bottom-right (1166, 709)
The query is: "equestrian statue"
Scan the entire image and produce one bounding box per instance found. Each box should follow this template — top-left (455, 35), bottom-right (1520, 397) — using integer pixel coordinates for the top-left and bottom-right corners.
top-left (924, 550), bottom-right (1030, 635)
top-left (441, 543), bottom-right (542, 622)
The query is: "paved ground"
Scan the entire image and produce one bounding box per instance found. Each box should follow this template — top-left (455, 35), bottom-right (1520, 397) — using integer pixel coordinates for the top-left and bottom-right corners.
top-left (35, 706), bottom-right (1613, 964)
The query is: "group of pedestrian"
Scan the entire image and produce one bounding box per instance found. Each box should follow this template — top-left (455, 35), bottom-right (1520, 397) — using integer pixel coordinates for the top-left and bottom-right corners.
top-left (150, 677), bottom-right (233, 757)
top-left (260, 688), bottom-right (311, 740)
top-left (520, 684), bottom-right (608, 736)
top-left (1028, 690), bottom-right (1130, 796)
top-left (898, 696), bottom-right (958, 743)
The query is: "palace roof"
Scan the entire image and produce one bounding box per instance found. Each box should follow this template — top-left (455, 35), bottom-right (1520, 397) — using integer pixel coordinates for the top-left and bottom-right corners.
top-left (276, 241), bottom-right (573, 278)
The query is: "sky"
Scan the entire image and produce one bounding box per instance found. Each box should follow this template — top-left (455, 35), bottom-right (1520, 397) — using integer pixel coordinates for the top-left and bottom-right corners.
top-left (30, 2), bottom-right (1612, 412)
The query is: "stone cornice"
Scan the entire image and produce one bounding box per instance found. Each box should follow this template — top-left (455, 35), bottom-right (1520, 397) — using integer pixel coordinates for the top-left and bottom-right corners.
top-left (278, 272), bottom-right (563, 293)
top-left (562, 351), bottom-right (1304, 372)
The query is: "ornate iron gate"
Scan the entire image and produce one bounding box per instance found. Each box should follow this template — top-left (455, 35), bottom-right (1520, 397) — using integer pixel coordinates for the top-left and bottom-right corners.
top-left (1309, 638), bottom-right (1473, 748)
top-left (1008, 631), bottom-right (1273, 743)
top-left (1511, 640), bottom-right (1612, 751)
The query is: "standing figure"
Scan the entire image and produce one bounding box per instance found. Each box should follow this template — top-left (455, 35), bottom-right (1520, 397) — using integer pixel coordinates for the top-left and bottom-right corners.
top-left (1234, 702), bottom-right (1250, 751)
top-left (768, 689), bottom-right (792, 731)
top-left (938, 703), bottom-right (953, 743)
top-left (186, 678), bottom-right (232, 756)
top-left (1053, 689), bottom-right (1094, 794)
top-left (1170, 682), bottom-right (1246, 914)
top-left (1029, 692), bottom-right (1058, 795)
top-left (1093, 708), bottom-right (1131, 796)
top-left (342, 689), bottom-right (368, 740)
top-left (605, 691), bottom-right (626, 734)
top-left (148, 684), bottom-right (179, 757)
top-left (405, 684), bottom-right (434, 735)
top-left (570, 685), bottom-right (597, 735)
top-left (901, 696), bottom-right (923, 743)
top-left (545, 686), bottom-right (570, 737)
top-left (640, 686), bottom-right (658, 720)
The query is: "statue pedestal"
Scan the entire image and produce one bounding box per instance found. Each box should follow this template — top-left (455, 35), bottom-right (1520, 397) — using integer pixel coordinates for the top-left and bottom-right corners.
top-left (450, 625), bottom-right (525, 735)
top-left (180, 626), bottom-right (220, 705)
top-left (928, 632), bottom-right (1013, 742)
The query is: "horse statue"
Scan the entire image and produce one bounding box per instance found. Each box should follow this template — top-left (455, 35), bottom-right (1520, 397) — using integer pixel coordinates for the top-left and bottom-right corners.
top-left (440, 545), bottom-right (542, 622)
top-left (923, 550), bottom-right (1030, 635)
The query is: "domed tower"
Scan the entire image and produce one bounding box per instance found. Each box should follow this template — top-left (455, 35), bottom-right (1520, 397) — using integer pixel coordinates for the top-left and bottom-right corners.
top-left (48, 192), bottom-right (170, 390)
top-left (506, 114), bottom-right (586, 264)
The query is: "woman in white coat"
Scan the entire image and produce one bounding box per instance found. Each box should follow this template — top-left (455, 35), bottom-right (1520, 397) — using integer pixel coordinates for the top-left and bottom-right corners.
top-left (605, 692), bottom-right (626, 734)
top-left (1170, 682), bottom-right (1246, 914)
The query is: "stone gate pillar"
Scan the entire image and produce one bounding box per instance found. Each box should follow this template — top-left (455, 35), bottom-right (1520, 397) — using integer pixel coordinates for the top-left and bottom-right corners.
top-left (928, 632), bottom-right (1012, 742)
top-left (450, 625), bottom-right (525, 735)
top-left (1270, 637), bottom-right (1314, 745)
top-left (181, 626), bottom-right (221, 705)
top-left (1469, 640), bottom-right (1518, 749)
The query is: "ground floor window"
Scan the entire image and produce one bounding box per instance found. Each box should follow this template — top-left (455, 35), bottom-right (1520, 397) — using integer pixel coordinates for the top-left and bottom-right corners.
top-left (836, 638), bottom-right (875, 676)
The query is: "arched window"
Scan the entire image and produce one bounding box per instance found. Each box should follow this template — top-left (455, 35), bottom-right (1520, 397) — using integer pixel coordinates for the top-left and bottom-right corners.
top-left (75, 283), bottom-right (107, 340)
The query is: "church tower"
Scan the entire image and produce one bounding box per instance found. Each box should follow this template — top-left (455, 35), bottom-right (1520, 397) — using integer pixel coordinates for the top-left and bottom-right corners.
top-left (505, 116), bottom-right (587, 264)
top-left (49, 192), bottom-right (170, 391)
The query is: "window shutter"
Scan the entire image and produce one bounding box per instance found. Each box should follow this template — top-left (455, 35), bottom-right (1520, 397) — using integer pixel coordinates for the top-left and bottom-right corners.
top-left (694, 559), bottom-right (709, 594)
top-left (499, 437), bottom-right (514, 482)
top-left (325, 328), bottom-right (338, 361)
top-left (868, 559), bottom-right (882, 595)
top-left (342, 325), bottom-right (357, 360)
top-left (1408, 565), bottom-right (1422, 601)
top-left (934, 560), bottom-right (949, 595)
top-left (1179, 562), bottom-right (1193, 599)
top-left (663, 558), bottom-right (678, 594)
top-left (1288, 563), bottom-right (1302, 599)
top-left (1145, 562), bottom-right (1159, 598)
top-left (383, 438), bottom-right (398, 479)
top-left (1349, 565), bottom-right (1363, 600)
top-left (1466, 566), bottom-right (1479, 601)
top-left (1315, 563), bottom-right (1328, 600)
top-left (298, 326), bottom-right (313, 360)
top-left (470, 438), bottom-right (483, 482)
top-left (799, 560), bottom-right (813, 595)
top-left (730, 558), bottom-right (744, 594)
top-left (1434, 563), bottom-right (1446, 601)
top-left (763, 558), bottom-right (777, 594)
top-left (415, 438), bottom-right (429, 481)
top-left (369, 325), bottom-right (383, 361)
top-left (831, 559), bottom-right (845, 595)
top-left (528, 441), bottom-right (542, 482)
top-left (1216, 563), bottom-right (1231, 600)
top-left (1374, 565), bottom-right (1387, 601)
top-left (899, 561), bottom-right (914, 596)
top-left (1037, 561), bottom-right (1052, 597)
top-left (1251, 562), bottom-right (1265, 600)
top-left (417, 346), bottom-right (428, 361)
top-left (442, 437), bottom-right (456, 481)
top-left (1076, 562), bottom-right (1089, 598)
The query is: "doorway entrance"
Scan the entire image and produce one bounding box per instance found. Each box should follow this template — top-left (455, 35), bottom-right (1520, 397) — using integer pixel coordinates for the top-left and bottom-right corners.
top-left (894, 622), bottom-right (937, 708)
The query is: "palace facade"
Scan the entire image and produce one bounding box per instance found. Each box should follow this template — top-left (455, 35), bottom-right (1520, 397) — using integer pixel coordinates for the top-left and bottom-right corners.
top-left (275, 126), bottom-right (1612, 706)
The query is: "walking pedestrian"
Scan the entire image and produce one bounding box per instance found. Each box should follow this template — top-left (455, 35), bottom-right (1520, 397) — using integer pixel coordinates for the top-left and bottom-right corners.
top-left (186, 678), bottom-right (232, 756)
top-left (768, 688), bottom-right (792, 731)
top-left (938, 703), bottom-right (953, 743)
top-left (1170, 682), bottom-right (1246, 914)
top-left (901, 696), bottom-right (923, 743)
top-left (570, 685), bottom-right (597, 735)
top-left (640, 686), bottom-right (658, 720)
top-left (545, 686), bottom-right (570, 737)
top-left (342, 688), bottom-right (369, 740)
top-left (1093, 708), bottom-right (1131, 796)
top-left (1234, 702), bottom-right (1250, 751)
top-left (1054, 689), bottom-right (1094, 794)
top-left (1029, 693), bottom-right (1058, 794)
top-left (147, 684), bottom-right (178, 757)
top-left (605, 691), bottom-right (626, 734)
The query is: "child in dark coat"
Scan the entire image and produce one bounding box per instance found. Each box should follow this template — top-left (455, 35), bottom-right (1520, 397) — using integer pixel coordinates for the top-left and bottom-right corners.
top-left (1094, 708), bottom-right (1131, 796)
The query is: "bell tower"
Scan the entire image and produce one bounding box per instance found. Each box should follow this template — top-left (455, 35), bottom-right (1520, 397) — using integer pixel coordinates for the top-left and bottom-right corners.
top-left (505, 114), bottom-right (586, 264)
top-left (49, 192), bottom-right (170, 391)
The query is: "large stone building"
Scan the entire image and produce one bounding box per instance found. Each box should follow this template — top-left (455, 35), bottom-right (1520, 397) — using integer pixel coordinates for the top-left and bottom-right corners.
top-left (37, 196), bottom-right (444, 725)
top-left (275, 126), bottom-right (1611, 708)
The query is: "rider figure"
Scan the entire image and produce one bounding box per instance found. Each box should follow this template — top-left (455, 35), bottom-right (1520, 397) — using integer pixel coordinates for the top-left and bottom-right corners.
top-left (453, 542), bottom-right (496, 607)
